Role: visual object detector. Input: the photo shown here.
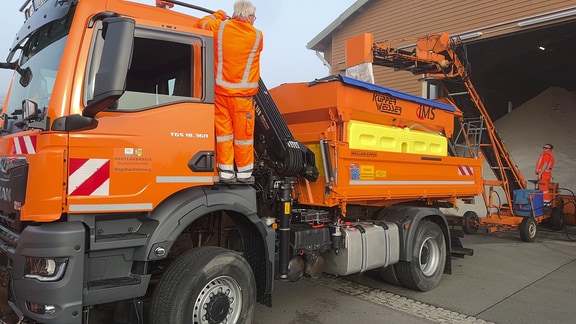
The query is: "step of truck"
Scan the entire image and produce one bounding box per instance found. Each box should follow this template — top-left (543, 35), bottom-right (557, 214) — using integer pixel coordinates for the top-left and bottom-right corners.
top-left (87, 276), bottom-right (141, 290)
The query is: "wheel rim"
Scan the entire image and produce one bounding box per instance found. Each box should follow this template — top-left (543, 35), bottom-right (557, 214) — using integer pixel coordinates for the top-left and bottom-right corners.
top-left (470, 215), bottom-right (479, 227)
top-left (193, 275), bottom-right (243, 324)
top-left (419, 236), bottom-right (441, 277)
top-left (528, 221), bottom-right (537, 238)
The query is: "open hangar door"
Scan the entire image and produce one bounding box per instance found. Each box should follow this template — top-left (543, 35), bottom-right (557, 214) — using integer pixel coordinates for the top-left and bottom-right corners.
top-left (461, 20), bottom-right (576, 120)
top-left (446, 19), bottom-right (576, 225)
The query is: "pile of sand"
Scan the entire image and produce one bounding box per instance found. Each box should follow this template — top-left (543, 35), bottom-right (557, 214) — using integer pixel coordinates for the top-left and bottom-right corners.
top-left (450, 87), bottom-right (576, 216)
top-left (495, 87), bottom-right (576, 190)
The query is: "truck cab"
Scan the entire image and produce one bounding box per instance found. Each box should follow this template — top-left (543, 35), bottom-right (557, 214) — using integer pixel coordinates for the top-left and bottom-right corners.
top-left (0, 1), bottom-right (275, 323)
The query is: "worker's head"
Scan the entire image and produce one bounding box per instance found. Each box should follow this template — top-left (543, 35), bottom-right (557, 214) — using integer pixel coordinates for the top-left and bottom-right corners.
top-left (543, 144), bottom-right (553, 151)
top-left (233, 0), bottom-right (256, 24)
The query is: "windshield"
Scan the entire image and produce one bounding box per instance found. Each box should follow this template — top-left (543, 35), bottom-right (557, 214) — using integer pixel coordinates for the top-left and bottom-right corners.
top-left (3, 14), bottom-right (70, 133)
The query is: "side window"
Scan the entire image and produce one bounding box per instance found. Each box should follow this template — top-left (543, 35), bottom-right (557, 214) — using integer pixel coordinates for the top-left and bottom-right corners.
top-left (85, 25), bottom-right (203, 111)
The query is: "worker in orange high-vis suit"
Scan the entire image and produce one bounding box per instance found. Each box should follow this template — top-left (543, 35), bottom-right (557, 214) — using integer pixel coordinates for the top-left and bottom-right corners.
top-left (198, 0), bottom-right (263, 183)
top-left (535, 143), bottom-right (555, 204)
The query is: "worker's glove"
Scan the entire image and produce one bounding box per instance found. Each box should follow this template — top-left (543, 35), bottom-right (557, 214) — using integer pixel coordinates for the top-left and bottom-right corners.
top-left (214, 10), bottom-right (227, 20)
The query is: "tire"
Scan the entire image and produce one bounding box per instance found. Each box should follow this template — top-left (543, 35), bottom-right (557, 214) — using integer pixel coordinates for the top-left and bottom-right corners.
top-left (395, 221), bottom-right (446, 291)
top-left (150, 246), bottom-right (256, 324)
top-left (379, 265), bottom-right (402, 286)
top-left (462, 211), bottom-right (479, 235)
top-left (520, 217), bottom-right (537, 242)
top-left (549, 207), bottom-right (565, 231)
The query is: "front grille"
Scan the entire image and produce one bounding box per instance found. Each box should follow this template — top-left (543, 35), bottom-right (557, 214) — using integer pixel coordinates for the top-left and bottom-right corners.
top-left (0, 223), bottom-right (20, 254)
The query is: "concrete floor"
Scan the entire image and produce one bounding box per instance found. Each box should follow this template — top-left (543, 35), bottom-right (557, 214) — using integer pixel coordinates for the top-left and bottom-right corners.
top-left (254, 226), bottom-right (576, 324)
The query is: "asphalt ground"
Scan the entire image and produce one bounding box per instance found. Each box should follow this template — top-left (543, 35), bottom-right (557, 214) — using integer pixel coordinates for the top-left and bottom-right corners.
top-left (255, 225), bottom-right (576, 324)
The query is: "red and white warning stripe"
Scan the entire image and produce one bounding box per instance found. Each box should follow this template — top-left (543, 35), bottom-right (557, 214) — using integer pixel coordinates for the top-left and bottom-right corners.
top-left (68, 158), bottom-right (110, 196)
top-left (11, 136), bottom-right (37, 154)
top-left (458, 165), bottom-right (474, 176)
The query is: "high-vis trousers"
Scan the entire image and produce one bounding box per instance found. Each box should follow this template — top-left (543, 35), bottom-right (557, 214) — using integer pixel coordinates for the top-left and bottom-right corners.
top-left (215, 94), bottom-right (255, 181)
top-left (538, 171), bottom-right (552, 203)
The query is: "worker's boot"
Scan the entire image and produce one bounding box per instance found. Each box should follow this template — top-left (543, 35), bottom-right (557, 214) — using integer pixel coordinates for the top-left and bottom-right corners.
top-left (219, 170), bottom-right (236, 183)
top-left (237, 176), bottom-right (255, 184)
top-left (236, 168), bottom-right (254, 183)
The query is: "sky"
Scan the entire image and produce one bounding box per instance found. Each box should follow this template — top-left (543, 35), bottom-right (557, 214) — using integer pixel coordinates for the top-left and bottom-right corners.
top-left (0, 0), bottom-right (356, 98)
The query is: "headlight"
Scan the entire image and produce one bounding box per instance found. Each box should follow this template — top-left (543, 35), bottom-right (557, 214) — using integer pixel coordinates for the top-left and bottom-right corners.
top-left (24, 257), bottom-right (68, 282)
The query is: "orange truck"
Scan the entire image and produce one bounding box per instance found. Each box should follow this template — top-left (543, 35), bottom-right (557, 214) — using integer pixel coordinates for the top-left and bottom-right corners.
top-left (0, 1), bottom-right (482, 323)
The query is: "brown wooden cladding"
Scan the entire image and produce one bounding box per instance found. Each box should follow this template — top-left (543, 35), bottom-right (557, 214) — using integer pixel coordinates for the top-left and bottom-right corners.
top-left (326, 0), bottom-right (576, 96)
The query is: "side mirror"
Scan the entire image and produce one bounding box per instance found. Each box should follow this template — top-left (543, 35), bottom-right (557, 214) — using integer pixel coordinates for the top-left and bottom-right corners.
top-left (22, 99), bottom-right (39, 121)
top-left (19, 67), bottom-right (33, 87)
top-left (83, 17), bottom-right (135, 118)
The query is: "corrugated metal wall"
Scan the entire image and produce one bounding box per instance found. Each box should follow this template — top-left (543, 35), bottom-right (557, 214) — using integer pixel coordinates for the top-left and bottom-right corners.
top-left (328, 0), bottom-right (576, 96)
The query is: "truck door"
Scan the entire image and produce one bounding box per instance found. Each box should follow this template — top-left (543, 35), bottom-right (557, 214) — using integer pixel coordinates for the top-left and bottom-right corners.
top-left (67, 20), bottom-right (216, 214)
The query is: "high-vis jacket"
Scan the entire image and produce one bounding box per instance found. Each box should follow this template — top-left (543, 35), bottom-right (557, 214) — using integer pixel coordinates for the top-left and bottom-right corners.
top-left (536, 150), bottom-right (555, 202)
top-left (535, 151), bottom-right (554, 176)
top-left (199, 10), bottom-right (263, 97)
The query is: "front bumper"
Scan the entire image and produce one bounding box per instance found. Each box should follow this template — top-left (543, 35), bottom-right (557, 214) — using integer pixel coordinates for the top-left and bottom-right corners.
top-left (0, 222), bottom-right (85, 324)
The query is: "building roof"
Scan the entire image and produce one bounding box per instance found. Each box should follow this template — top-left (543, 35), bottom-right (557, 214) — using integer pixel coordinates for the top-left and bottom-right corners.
top-left (307, 0), bottom-right (372, 51)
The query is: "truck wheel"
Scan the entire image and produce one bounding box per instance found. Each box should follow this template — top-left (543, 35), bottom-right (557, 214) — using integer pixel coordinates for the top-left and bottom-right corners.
top-left (150, 246), bottom-right (256, 324)
top-left (462, 211), bottom-right (479, 234)
top-left (549, 207), bottom-right (565, 231)
top-left (395, 221), bottom-right (446, 291)
top-left (379, 265), bottom-right (402, 286)
top-left (520, 217), bottom-right (537, 242)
